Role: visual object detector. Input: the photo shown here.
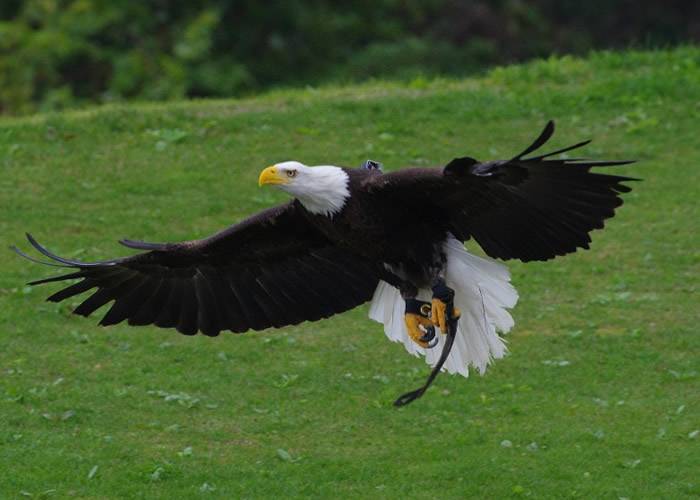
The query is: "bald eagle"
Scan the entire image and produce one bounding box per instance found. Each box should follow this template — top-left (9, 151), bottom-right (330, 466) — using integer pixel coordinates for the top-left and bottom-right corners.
top-left (13, 121), bottom-right (635, 405)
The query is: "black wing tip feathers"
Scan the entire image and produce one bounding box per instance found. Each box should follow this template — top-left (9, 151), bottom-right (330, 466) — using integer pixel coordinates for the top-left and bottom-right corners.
top-left (119, 239), bottom-right (169, 250)
top-left (527, 139), bottom-right (592, 161)
top-left (513, 120), bottom-right (637, 168)
top-left (18, 233), bottom-right (121, 269)
top-left (24, 233), bottom-right (85, 267)
top-left (510, 120), bottom-right (556, 161)
top-left (540, 120), bottom-right (555, 141)
top-left (576, 159), bottom-right (636, 166)
top-left (10, 242), bottom-right (69, 268)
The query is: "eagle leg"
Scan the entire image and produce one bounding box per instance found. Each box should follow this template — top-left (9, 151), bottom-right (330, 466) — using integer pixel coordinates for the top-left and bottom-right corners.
top-left (375, 268), bottom-right (438, 348)
top-left (404, 298), bottom-right (437, 348)
top-left (431, 279), bottom-right (461, 334)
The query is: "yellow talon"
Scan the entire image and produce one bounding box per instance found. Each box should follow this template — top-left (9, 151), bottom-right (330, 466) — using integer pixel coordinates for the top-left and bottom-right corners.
top-left (405, 313), bottom-right (435, 348)
top-left (431, 298), bottom-right (461, 333)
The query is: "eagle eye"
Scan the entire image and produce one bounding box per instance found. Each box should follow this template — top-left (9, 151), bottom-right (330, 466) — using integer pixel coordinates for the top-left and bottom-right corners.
top-left (286, 170), bottom-right (297, 178)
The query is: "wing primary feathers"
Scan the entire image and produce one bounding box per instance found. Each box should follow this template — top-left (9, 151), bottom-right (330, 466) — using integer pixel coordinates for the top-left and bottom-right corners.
top-left (510, 120), bottom-right (555, 161)
top-left (99, 277), bottom-right (158, 327)
top-left (47, 267), bottom-right (133, 303)
top-left (73, 271), bottom-right (140, 316)
top-left (25, 233), bottom-right (116, 268)
top-left (129, 277), bottom-right (169, 326)
top-left (570, 160), bottom-right (637, 168)
top-left (525, 139), bottom-right (592, 161)
top-left (119, 239), bottom-right (170, 251)
top-left (10, 245), bottom-right (72, 268)
top-left (28, 270), bottom-right (90, 285)
top-left (47, 279), bottom-right (97, 303)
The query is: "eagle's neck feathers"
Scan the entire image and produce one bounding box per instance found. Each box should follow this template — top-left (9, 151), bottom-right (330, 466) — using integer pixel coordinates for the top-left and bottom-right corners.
top-left (278, 164), bottom-right (351, 217)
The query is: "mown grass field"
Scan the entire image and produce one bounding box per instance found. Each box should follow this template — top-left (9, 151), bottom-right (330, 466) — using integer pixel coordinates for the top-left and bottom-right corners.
top-left (1, 48), bottom-right (698, 499)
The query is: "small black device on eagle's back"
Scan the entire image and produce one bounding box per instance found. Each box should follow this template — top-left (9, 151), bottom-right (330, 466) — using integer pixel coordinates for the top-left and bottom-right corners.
top-left (361, 160), bottom-right (383, 171)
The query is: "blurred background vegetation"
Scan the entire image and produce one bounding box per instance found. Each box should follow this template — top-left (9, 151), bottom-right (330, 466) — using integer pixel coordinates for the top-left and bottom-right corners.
top-left (1, 0), bottom-right (698, 115)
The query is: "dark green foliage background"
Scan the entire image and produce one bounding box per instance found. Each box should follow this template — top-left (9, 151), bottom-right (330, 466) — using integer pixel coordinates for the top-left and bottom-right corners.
top-left (1, 0), bottom-right (698, 114)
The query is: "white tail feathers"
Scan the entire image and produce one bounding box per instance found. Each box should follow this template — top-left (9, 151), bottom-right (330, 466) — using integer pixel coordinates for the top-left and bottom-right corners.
top-left (368, 236), bottom-right (518, 377)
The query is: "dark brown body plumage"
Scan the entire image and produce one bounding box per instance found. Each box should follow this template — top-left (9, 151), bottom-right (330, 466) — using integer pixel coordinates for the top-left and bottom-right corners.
top-left (304, 167), bottom-right (449, 287)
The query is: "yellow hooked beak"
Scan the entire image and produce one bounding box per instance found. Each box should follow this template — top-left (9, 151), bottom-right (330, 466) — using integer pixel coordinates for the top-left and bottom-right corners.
top-left (258, 165), bottom-right (287, 187)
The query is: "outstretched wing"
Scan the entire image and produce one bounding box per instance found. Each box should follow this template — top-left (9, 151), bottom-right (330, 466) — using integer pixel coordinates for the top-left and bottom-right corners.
top-left (13, 202), bottom-right (380, 336)
top-left (371, 120), bottom-right (637, 262)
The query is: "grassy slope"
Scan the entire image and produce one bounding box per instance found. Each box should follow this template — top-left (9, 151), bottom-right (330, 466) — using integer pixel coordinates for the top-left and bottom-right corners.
top-left (0, 48), bottom-right (698, 499)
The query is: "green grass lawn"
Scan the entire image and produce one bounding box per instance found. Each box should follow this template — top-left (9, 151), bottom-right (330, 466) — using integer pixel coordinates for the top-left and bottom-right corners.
top-left (1, 47), bottom-right (698, 499)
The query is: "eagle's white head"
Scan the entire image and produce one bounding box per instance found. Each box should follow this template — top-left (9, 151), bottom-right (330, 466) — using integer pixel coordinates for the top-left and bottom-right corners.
top-left (258, 161), bottom-right (350, 217)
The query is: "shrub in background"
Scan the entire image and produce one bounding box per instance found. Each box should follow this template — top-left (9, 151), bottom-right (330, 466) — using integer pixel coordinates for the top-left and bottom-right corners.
top-left (0, 0), bottom-right (698, 115)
